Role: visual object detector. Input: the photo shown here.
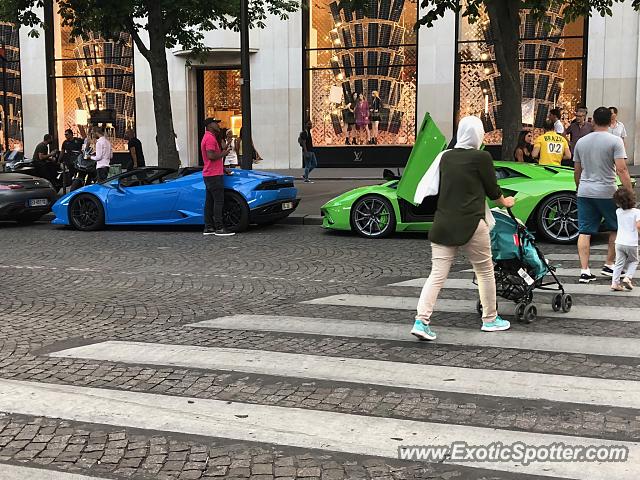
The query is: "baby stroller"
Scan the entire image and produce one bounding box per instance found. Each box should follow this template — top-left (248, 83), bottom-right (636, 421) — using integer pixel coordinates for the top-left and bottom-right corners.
top-left (475, 208), bottom-right (573, 323)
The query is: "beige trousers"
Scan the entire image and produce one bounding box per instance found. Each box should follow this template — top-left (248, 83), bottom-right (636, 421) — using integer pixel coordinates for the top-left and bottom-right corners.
top-left (416, 220), bottom-right (498, 324)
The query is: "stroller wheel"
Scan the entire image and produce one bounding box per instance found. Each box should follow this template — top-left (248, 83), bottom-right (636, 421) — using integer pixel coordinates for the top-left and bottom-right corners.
top-left (515, 302), bottom-right (527, 322)
top-left (561, 294), bottom-right (573, 313)
top-left (523, 304), bottom-right (537, 323)
top-left (551, 293), bottom-right (563, 312)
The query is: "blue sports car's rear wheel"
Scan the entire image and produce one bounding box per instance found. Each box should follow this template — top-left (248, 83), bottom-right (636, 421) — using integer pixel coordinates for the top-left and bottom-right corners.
top-left (223, 191), bottom-right (250, 232)
top-left (350, 195), bottom-right (396, 238)
top-left (69, 194), bottom-right (105, 231)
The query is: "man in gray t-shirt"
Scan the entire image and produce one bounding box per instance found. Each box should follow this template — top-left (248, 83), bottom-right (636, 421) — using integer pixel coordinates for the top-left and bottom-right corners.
top-left (574, 107), bottom-right (633, 284)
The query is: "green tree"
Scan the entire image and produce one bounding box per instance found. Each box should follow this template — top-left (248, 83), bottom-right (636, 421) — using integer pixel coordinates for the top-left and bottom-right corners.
top-left (0, 0), bottom-right (298, 167)
top-left (417, 0), bottom-right (640, 160)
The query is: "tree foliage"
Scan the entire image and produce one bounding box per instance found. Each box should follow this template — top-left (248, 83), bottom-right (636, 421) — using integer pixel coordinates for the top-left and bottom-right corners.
top-left (0, 0), bottom-right (298, 55)
top-left (418, 0), bottom-right (640, 29)
top-left (0, 0), bottom-right (298, 167)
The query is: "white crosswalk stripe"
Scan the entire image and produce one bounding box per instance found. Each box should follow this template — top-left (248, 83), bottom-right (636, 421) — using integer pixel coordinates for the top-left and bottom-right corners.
top-left (1, 378), bottom-right (638, 480)
top-left (545, 253), bottom-right (608, 261)
top-left (188, 315), bottom-right (640, 357)
top-left (461, 267), bottom-right (588, 277)
top-left (303, 293), bottom-right (640, 322)
top-left (0, 464), bottom-right (111, 480)
top-left (390, 277), bottom-right (640, 296)
top-left (46, 341), bottom-right (640, 409)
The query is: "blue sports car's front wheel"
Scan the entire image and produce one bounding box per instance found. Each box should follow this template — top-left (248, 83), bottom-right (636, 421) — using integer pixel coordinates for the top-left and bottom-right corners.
top-left (69, 194), bottom-right (105, 231)
top-left (350, 195), bottom-right (396, 239)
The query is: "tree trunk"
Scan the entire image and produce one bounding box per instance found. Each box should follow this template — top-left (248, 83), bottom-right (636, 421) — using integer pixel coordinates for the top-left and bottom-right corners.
top-left (485, 0), bottom-right (521, 162)
top-left (136, 2), bottom-right (180, 169)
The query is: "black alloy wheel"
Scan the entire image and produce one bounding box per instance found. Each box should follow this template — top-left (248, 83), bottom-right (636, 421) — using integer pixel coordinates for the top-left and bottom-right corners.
top-left (523, 304), bottom-right (537, 323)
top-left (223, 191), bottom-right (250, 232)
top-left (350, 195), bottom-right (396, 239)
top-left (536, 193), bottom-right (579, 244)
top-left (551, 293), bottom-right (563, 312)
top-left (69, 194), bottom-right (105, 231)
top-left (561, 294), bottom-right (573, 313)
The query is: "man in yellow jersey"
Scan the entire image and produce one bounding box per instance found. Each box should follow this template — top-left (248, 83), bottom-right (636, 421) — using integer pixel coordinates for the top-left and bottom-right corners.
top-left (532, 119), bottom-right (571, 166)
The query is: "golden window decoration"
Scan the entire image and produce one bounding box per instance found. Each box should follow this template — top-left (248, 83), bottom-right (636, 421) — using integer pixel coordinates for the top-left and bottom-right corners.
top-left (456, 3), bottom-right (586, 144)
top-left (305, 0), bottom-right (417, 146)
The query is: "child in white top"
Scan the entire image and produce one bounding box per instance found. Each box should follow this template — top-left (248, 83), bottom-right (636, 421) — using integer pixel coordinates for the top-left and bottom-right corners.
top-left (611, 187), bottom-right (640, 291)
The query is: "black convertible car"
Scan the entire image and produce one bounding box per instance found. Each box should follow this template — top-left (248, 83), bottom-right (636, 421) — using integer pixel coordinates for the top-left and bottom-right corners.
top-left (0, 173), bottom-right (58, 223)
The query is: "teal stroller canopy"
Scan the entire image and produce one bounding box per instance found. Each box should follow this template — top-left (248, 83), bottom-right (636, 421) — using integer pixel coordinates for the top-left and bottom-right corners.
top-left (489, 209), bottom-right (548, 280)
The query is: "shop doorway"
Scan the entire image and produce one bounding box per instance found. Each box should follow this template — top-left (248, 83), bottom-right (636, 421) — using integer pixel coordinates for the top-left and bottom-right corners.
top-left (195, 68), bottom-right (242, 165)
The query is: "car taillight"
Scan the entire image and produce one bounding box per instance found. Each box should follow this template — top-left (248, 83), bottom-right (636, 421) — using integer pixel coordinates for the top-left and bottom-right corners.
top-left (0, 184), bottom-right (24, 190)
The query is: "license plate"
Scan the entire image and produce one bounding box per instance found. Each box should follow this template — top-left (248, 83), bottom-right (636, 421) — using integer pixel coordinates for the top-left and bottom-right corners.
top-left (281, 202), bottom-right (294, 210)
top-left (28, 198), bottom-right (48, 207)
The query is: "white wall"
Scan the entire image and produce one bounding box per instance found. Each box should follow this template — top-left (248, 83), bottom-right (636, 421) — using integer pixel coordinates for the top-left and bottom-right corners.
top-left (417, 11), bottom-right (456, 142)
top-left (586, 2), bottom-right (640, 164)
top-left (19, 6), bottom-right (48, 156)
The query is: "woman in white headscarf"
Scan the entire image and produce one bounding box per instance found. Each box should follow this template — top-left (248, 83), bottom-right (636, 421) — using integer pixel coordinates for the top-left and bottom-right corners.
top-left (410, 116), bottom-right (516, 341)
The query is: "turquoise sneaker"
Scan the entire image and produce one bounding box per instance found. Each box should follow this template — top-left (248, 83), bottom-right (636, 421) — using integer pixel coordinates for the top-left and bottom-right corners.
top-left (481, 316), bottom-right (511, 332)
top-left (410, 319), bottom-right (437, 341)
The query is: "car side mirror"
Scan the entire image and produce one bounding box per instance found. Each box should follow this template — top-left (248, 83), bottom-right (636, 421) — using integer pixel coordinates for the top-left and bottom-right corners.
top-left (383, 168), bottom-right (399, 181)
top-left (112, 179), bottom-right (125, 193)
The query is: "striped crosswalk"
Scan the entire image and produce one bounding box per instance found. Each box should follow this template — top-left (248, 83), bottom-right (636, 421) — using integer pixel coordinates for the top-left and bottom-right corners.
top-left (189, 315), bottom-right (640, 356)
top-left (303, 294), bottom-right (640, 322)
top-left (1, 378), bottom-right (638, 479)
top-left (3, 248), bottom-right (640, 480)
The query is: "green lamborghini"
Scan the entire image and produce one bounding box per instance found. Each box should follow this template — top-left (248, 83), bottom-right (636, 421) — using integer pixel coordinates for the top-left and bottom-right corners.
top-left (321, 113), bottom-right (581, 244)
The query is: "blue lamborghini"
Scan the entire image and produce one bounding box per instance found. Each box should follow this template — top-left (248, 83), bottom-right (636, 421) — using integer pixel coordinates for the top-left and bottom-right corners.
top-left (51, 167), bottom-right (299, 231)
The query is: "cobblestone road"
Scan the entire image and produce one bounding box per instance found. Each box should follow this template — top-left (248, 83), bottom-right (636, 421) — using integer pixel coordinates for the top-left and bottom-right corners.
top-left (1, 220), bottom-right (639, 480)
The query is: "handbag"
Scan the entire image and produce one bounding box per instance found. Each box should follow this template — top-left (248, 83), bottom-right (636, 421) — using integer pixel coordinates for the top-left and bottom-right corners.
top-left (75, 153), bottom-right (96, 173)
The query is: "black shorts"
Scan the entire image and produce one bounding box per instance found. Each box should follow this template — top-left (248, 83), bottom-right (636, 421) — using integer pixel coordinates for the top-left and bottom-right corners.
top-left (371, 114), bottom-right (381, 122)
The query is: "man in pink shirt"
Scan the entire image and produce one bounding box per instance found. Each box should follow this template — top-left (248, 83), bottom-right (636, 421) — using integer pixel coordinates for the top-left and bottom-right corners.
top-left (201, 118), bottom-right (233, 236)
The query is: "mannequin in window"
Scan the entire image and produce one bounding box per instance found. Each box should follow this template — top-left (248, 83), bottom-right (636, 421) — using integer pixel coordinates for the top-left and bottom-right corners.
top-left (342, 94), bottom-right (357, 145)
top-left (355, 93), bottom-right (370, 145)
top-left (369, 90), bottom-right (381, 145)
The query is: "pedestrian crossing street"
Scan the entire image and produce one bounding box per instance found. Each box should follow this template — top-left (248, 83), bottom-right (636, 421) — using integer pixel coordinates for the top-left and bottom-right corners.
top-left (2, 248), bottom-right (640, 479)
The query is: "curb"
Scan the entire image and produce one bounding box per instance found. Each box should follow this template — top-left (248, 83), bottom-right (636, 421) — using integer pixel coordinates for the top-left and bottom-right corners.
top-left (280, 214), bottom-right (323, 226)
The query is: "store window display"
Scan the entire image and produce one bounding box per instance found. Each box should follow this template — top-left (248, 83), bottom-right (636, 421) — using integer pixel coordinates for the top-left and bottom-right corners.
top-left (50, 15), bottom-right (135, 154)
top-left (304, 0), bottom-right (417, 147)
top-left (456, 2), bottom-right (586, 146)
top-left (0, 22), bottom-right (23, 153)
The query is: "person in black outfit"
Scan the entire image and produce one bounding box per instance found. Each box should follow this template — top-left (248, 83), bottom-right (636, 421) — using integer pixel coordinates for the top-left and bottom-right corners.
top-left (343, 95), bottom-right (356, 145)
top-left (513, 130), bottom-right (535, 163)
top-left (59, 129), bottom-right (83, 176)
top-left (32, 134), bottom-right (59, 184)
top-left (369, 90), bottom-right (382, 144)
top-left (125, 129), bottom-right (145, 170)
top-left (299, 120), bottom-right (317, 183)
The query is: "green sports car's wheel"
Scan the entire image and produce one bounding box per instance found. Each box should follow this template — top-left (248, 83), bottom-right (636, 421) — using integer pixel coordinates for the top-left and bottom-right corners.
top-left (350, 195), bottom-right (396, 238)
top-left (536, 193), bottom-right (579, 244)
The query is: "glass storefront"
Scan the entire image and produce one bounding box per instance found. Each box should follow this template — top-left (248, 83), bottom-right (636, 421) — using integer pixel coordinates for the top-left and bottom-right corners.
top-left (51, 18), bottom-right (135, 152)
top-left (202, 69), bottom-right (242, 135)
top-left (456, 3), bottom-right (587, 144)
top-left (0, 22), bottom-right (23, 152)
top-left (304, 0), bottom-right (417, 147)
